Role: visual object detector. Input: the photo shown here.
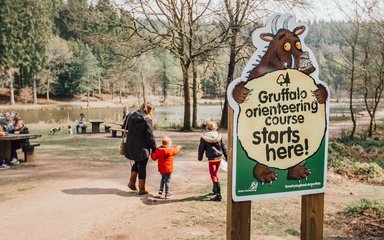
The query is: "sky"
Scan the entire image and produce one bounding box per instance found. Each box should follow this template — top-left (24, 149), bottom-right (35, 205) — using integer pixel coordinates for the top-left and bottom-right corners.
top-left (105, 0), bottom-right (383, 22)
top-left (293, 1), bottom-right (345, 21)
top-left (288, 0), bottom-right (382, 22)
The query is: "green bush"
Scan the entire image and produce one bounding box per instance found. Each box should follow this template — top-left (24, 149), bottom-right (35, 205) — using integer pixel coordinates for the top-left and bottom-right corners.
top-left (328, 139), bottom-right (383, 181)
top-left (344, 198), bottom-right (384, 217)
top-left (352, 162), bottom-right (382, 179)
top-left (18, 86), bottom-right (33, 103)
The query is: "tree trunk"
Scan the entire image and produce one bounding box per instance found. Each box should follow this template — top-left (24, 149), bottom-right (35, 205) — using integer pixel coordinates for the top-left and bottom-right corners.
top-left (111, 83), bottom-right (114, 100)
top-left (347, 27), bottom-right (359, 138)
top-left (349, 77), bottom-right (356, 138)
top-left (46, 79), bottom-right (50, 101)
top-left (33, 78), bottom-right (38, 104)
top-left (221, 34), bottom-right (237, 129)
top-left (119, 71), bottom-right (123, 104)
top-left (192, 59), bottom-right (198, 128)
top-left (87, 91), bottom-right (90, 108)
top-left (182, 65), bottom-right (191, 131)
top-left (141, 69), bottom-right (146, 104)
top-left (368, 115), bottom-right (374, 137)
top-left (98, 78), bottom-right (101, 96)
top-left (162, 61), bottom-right (168, 102)
top-left (10, 76), bottom-right (15, 105)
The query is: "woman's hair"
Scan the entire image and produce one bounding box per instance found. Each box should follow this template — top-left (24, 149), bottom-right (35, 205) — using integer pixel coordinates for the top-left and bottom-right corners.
top-left (140, 102), bottom-right (155, 115)
top-left (206, 121), bottom-right (218, 131)
top-left (80, 113), bottom-right (84, 117)
top-left (16, 119), bottom-right (24, 128)
top-left (162, 136), bottom-right (172, 146)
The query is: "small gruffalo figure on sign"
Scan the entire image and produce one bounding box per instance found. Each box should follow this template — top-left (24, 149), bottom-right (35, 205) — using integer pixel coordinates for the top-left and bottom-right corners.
top-left (232, 14), bottom-right (328, 184)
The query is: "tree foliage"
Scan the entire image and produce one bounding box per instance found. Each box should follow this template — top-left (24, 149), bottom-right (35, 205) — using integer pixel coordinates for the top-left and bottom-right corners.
top-left (0, 0), bottom-right (383, 136)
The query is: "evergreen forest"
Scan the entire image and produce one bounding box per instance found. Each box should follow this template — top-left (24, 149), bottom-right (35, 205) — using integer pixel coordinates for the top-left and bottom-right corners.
top-left (0, 0), bottom-right (383, 134)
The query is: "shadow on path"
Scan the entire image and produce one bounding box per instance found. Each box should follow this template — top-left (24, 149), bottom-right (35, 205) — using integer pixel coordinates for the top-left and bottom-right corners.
top-left (142, 193), bottom-right (214, 205)
top-left (62, 188), bottom-right (135, 197)
top-left (62, 188), bottom-right (215, 205)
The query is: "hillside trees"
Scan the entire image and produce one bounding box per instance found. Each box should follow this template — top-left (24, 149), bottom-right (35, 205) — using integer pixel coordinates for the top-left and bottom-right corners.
top-left (123, 0), bottom-right (226, 130)
top-left (76, 44), bottom-right (103, 107)
top-left (0, 0), bottom-right (383, 136)
top-left (360, 1), bottom-right (384, 137)
top-left (44, 36), bottom-right (73, 101)
top-left (0, 0), bottom-right (54, 105)
top-left (323, 0), bottom-right (384, 138)
top-left (24, 0), bottom-right (55, 104)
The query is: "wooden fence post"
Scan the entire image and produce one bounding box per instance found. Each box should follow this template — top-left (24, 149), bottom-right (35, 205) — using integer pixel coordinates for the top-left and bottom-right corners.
top-left (301, 193), bottom-right (324, 240)
top-left (227, 106), bottom-right (251, 240)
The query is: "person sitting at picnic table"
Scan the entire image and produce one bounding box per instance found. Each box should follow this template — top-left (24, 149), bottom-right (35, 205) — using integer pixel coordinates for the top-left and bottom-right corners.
top-left (0, 127), bottom-right (10, 169)
top-left (9, 119), bottom-right (30, 165)
top-left (5, 112), bottom-right (21, 133)
top-left (75, 113), bottom-right (87, 134)
top-left (0, 112), bottom-right (8, 130)
top-left (0, 112), bottom-right (13, 132)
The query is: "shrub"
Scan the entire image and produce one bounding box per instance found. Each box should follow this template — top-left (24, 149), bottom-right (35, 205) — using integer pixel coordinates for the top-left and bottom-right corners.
top-left (352, 162), bottom-right (382, 179)
top-left (328, 140), bottom-right (383, 181)
top-left (344, 198), bottom-right (384, 217)
top-left (18, 86), bottom-right (33, 103)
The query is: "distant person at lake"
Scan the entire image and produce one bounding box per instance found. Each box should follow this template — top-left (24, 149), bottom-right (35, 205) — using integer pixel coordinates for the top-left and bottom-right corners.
top-left (9, 119), bottom-right (30, 165)
top-left (124, 102), bottom-right (157, 195)
top-left (198, 121), bottom-right (228, 202)
top-left (151, 136), bottom-right (181, 199)
top-left (122, 106), bottom-right (128, 121)
top-left (75, 113), bottom-right (87, 134)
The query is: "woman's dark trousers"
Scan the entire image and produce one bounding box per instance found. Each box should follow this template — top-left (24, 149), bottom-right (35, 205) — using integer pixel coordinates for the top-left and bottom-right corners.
top-left (131, 158), bottom-right (149, 180)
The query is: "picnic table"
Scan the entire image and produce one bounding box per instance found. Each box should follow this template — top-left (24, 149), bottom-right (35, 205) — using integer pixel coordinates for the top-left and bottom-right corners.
top-left (89, 119), bottom-right (104, 133)
top-left (110, 128), bottom-right (127, 137)
top-left (0, 133), bottom-right (42, 162)
top-left (104, 122), bottom-right (123, 133)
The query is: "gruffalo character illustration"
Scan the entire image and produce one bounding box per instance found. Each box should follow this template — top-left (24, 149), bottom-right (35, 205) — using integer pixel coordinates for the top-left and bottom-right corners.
top-left (231, 14), bottom-right (328, 183)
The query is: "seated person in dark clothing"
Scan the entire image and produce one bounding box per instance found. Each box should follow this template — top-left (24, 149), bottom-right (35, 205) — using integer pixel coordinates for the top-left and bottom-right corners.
top-left (75, 113), bottom-right (87, 134)
top-left (9, 120), bottom-right (29, 165)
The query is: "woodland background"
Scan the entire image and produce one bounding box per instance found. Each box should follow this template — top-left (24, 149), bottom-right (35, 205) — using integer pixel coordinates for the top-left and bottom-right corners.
top-left (0, 0), bottom-right (383, 136)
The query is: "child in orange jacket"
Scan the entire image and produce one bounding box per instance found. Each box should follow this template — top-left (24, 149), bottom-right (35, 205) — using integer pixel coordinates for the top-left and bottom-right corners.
top-left (151, 136), bottom-right (181, 198)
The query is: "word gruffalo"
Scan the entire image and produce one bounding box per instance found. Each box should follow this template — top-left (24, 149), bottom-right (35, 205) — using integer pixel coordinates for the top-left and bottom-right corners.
top-left (233, 24), bottom-right (328, 183)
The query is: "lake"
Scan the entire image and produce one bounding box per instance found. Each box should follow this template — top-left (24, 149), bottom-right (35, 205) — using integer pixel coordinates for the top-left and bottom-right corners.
top-left (12, 105), bottom-right (224, 126)
top-left (6, 102), bottom-right (370, 126)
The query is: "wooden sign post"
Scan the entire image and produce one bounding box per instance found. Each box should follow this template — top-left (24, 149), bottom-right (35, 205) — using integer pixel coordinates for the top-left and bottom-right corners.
top-left (227, 107), bottom-right (251, 240)
top-left (301, 193), bottom-right (324, 240)
top-left (226, 13), bottom-right (328, 239)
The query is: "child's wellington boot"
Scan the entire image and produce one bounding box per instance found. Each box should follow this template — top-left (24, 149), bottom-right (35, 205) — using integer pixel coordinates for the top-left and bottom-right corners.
top-left (127, 171), bottom-right (138, 191)
top-left (211, 182), bottom-right (222, 201)
top-left (138, 179), bottom-right (148, 195)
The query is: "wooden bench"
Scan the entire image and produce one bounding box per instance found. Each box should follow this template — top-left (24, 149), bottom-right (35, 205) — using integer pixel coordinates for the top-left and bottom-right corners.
top-left (104, 124), bottom-right (111, 133)
top-left (81, 125), bottom-right (87, 134)
top-left (23, 142), bottom-right (40, 162)
top-left (110, 128), bottom-right (127, 137)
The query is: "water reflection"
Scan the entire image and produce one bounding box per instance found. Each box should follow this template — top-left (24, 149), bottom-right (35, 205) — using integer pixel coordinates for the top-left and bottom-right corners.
top-left (4, 102), bottom-right (369, 125)
top-left (11, 105), bottom-right (224, 125)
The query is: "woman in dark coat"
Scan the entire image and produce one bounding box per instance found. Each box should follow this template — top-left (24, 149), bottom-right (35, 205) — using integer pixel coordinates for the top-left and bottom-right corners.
top-left (124, 102), bottom-right (156, 195)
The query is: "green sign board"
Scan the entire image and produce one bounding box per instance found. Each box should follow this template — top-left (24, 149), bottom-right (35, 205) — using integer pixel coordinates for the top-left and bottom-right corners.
top-left (227, 14), bottom-right (329, 201)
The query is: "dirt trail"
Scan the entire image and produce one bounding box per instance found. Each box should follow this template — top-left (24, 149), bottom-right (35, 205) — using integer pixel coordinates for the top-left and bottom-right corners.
top-left (1, 118), bottom-right (384, 239)
top-left (328, 111), bottom-right (384, 138)
top-left (0, 155), bottom-right (216, 240)
top-left (1, 153), bottom-right (383, 240)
